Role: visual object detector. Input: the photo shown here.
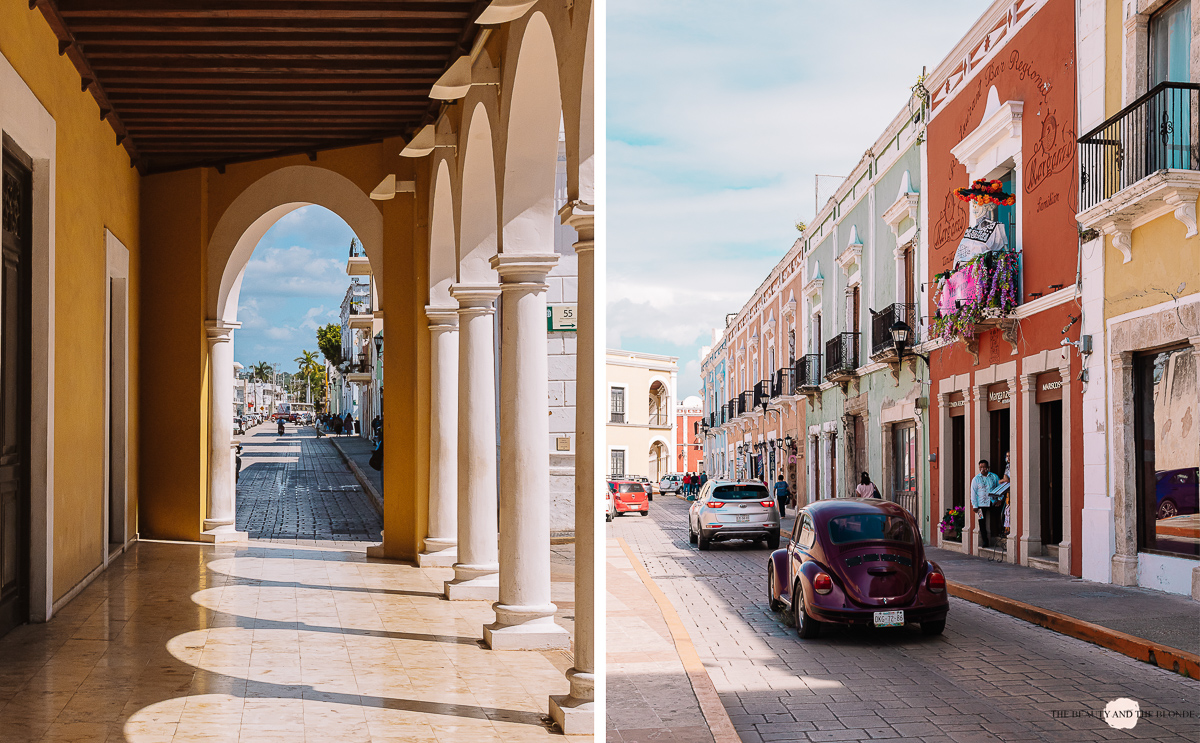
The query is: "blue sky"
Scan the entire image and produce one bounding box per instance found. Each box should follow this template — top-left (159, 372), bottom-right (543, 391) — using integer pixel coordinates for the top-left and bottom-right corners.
top-left (234, 205), bottom-right (358, 374)
top-left (608, 0), bottom-right (993, 398)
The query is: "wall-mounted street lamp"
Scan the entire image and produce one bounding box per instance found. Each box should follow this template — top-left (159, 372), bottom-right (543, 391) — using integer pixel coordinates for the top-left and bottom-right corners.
top-left (890, 319), bottom-right (929, 366)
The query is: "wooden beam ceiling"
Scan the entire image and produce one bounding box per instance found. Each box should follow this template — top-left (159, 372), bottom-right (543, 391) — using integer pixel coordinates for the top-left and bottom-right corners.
top-left (33, 0), bottom-right (487, 173)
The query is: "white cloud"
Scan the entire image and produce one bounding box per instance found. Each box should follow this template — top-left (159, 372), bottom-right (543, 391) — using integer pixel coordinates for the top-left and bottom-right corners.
top-left (608, 0), bottom-right (992, 395)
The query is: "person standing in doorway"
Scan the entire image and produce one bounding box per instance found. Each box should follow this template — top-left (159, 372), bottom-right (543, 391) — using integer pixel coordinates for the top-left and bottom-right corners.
top-left (343, 411), bottom-right (353, 436)
top-left (971, 459), bottom-right (1000, 548)
top-left (774, 474), bottom-right (789, 517)
top-left (856, 472), bottom-right (878, 498)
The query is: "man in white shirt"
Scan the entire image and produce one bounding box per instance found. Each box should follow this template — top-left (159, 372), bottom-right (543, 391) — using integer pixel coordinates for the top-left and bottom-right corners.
top-left (970, 459), bottom-right (1000, 548)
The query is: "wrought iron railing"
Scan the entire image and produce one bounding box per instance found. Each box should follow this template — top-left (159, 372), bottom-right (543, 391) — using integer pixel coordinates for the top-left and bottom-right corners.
top-left (724, 399), bottom-right (737, 422)
top-left (825, 332), bottom-right (860, 377)
top-left (871, 303), bottom-right (919, 356)
top-left (1079, 82), bottom-right (1199, 211)
top-left (738, 391), bottom-right (754, 415)
top-left (752, 379), bottom-right (772, 409)
top-left (773, 366), bottom-right (796, 397)
top-left (795, 354), bottom-right (821, 387)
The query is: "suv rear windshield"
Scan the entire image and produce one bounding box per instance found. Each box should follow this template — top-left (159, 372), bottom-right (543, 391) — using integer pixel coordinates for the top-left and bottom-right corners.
top-left (828, 514), bottom-right (915, 545)
top-left (711, 484), bottom-right (769, 500)
top-left (618, 484), bottom-right (644, 494)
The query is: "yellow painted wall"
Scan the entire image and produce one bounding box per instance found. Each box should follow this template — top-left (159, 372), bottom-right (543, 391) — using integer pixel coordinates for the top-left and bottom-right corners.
top-left (1105, 201), bottom-right (1200, 318)
top-left (1105, 0), bottom-right (1122, 117)
top-left (1, 4), bottom-right (141, 600)
top-left (138, 143), bottom-right (430, 560)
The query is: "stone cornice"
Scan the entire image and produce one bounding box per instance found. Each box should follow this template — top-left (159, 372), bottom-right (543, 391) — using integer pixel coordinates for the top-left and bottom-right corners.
top-left (1077, 170), bottom-right (1200, 263)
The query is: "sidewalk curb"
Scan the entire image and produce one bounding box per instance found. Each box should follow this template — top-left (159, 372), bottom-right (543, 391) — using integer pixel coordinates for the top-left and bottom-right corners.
top-left (947, 580), bottom-right (1200, 679)
top-left (327, 435), bottom-right (384, 516)
top-left (615, 537), bottom-right (741, 743)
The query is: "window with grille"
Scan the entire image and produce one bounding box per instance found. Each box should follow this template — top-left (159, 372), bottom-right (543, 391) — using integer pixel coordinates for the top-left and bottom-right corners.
top-left (610, 449), bottom-right (626, 479)
top-left (610, 387), bottom-right (625, 423)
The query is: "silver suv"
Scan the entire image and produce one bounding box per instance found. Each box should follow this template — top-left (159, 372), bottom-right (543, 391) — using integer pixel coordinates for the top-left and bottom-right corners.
top-left (688, 480), bottom-right (780, 551)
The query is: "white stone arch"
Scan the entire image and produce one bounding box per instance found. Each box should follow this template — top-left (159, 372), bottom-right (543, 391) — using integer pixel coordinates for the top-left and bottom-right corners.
top-left (551, 0), bottom-right (592, 204)
top-left (497, 11), bottom-right (562, 255)
top-left (428, 158), bottom-right (457, 306)
top-left (206, 165), bottom-right (384, 323)
top-left (457, 102), bottom-right (499, 283)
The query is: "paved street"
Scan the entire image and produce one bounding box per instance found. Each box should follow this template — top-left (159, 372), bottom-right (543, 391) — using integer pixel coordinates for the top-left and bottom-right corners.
top-left (608, 497), bottom-right (1199, 743)
top-left (236, 423), bottom-right (382, 547)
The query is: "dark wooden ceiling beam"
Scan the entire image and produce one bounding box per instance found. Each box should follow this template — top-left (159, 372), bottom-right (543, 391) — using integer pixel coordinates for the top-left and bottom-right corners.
top-left (72, 32), bottom-right (458, 47)
top-left (103, 84), bottom-right (437, 95)
top-left (87, 53), bottom-right (450, 66)
top-left (55, 1), bottom-right (474, 20)
top-left (61, 19), bottom-right (467, 33)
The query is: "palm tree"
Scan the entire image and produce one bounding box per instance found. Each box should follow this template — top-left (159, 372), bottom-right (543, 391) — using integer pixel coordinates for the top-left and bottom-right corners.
top-left (295, 350), bottom-right (321, 403)
top-left (252, 361), bottom-right (272, 381)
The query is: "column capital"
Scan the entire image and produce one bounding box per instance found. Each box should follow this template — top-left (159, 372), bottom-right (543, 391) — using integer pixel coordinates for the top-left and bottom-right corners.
top-left (490, 253), bottom-right (559, 285)
top-left (1189, 335), bottom-right (1200, 353)
top-left (205, 320), bottom-right (241, 343)
top-left (1019, 373), bottom-right (1038, 393)
top-left (558, 199), bottom-right (594, 238)
top-left (450, 284), bottom-right (501, 313)
top-left (425, 304), bottom-right (459, 330)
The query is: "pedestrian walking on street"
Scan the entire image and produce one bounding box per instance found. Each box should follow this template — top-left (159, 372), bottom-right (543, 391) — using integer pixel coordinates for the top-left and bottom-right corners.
top-left (698, 471), bottom-right (707, 490)
top-left (332, 415), bottom-right (343, 436)
top-left (773, 474), bottom-right (789, 517)
top-left (682, 472), bottom-right (691, 496)
top-left (856, 472), bottom-right (879, 498)
top-left (971, 459), bottom-right (1000, 548)
top-left (343, 411), bottom-right (353, 436)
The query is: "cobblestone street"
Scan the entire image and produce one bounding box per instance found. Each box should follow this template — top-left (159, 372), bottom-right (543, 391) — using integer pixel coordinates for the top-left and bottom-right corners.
top-left (236, 423), bottom-right (382, 548)
top-left (608, 497), bottom-right (1199, 743)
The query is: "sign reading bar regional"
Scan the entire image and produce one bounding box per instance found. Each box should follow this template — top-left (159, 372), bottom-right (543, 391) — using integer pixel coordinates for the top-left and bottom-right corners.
top-left (546, 304), bottom-right (578, 332)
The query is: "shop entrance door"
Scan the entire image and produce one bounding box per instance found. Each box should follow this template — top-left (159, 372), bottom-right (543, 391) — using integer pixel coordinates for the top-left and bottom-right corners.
top-left (989, 409), bottom-right (1010, 476)
top-left (853, 415), bottom-right (866, 482)
top-left (1039, 400), bottom-right (1063, 545)
top-left (0, 152), bottom-right (32, 638)
top-left (951, 416), bottom-right (966, 510)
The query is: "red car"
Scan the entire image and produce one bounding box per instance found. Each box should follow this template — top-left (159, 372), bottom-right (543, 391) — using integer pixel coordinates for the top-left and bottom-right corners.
top-left (767, 498), bottom-right (948, 638)
top-left (608, 480), bottom-right (649, 517)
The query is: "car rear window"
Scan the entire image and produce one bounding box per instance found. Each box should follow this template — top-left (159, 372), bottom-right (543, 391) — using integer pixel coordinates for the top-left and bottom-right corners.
top-left (618, 484), bottom-right (643, 494)
top-left (827, 514), bottom-right (916, 545)
top-left (711, 484), bottom-right (769, 500)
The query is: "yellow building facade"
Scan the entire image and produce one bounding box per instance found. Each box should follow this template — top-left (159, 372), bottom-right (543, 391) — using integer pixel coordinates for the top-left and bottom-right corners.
top-left (605, 349), bottom-right (678, 482)
top-left (1075, 0), bottom-right (1199, 597)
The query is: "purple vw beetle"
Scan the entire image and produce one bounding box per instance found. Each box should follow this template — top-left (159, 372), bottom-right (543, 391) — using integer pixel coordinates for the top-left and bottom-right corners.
top-left (767, 499), bottom-right (949, 638)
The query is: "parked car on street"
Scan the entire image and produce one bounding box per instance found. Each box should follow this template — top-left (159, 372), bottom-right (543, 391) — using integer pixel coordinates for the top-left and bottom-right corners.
top-left (767, 498), bottom-right (948, 638)
top-left (608, 480), bottom-right (649, 517)
top-left (688, 480), bottom-right (779, 550)
top-left (628, 475), bottom-right (655, 500)
top-left (659, 474), bottom-right (682, 495)
top-left (1156, 467), bottom-right (1199, 520)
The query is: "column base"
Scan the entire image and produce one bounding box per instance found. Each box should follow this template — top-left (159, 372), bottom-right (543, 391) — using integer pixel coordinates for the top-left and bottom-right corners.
top-left (1020, 537), bottom-right (1042, 566)
top-left (200, 523), bottom-right (247, 544)
top-left (444, 566), bottom-right (499, 601)
top-left (418, 538), bottom-right (457, 567)
top-left (549, 695), bottom-right (594, 736)
top-left (1057, 539), bottom-right (1072, 575)
top-left (1112, 554), bottom-right (1138, 586)
top-left (484, 618), bottom-right (569, 650)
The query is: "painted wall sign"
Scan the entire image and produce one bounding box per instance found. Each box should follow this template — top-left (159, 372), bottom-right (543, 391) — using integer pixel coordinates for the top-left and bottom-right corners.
top-left (948, 391), bottom-right (966, 417)
top-left (1036, 370), bottom-right (1063, 403)
top-left (986, 381), bottom-right (1011, 412)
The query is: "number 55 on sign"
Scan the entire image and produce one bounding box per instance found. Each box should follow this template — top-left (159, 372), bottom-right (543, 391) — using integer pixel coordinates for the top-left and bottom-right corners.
top-left (546, 304), bottom-right (577, 332)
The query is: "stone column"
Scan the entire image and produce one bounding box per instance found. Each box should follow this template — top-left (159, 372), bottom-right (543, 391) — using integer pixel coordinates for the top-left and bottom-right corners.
top-left (1057, 360), bottom-right (1073, 575)
top-left (550, 204), bottom-right (595, 733)
top-left (1110, 352), bottom-right (1138, 585)
top-left (484, 253), bottom-right (569, 650)
top-left (1018, 373), bottom-right (1041, 566)
top-left (203, 321), bottom-right (246, 543)
top-left (419, 306), bottom-right (459, 567)
top-left (444, 286), bottom-right (501, 600)
top-left (971, 384), bottom-right (988, 555)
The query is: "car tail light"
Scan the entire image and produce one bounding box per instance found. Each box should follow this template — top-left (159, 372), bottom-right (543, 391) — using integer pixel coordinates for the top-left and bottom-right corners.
top-left (705, 501), bottom-right (725, 509)
top-left (927, 571), bottom-right (945, 593)
top-left (813, 573), bottom-right (833, 595)
top-left (760, 500), bottom-right (776, 508)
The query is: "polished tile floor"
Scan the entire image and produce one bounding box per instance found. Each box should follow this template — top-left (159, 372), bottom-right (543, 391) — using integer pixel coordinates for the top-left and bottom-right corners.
top-left (0, 542), bottom-right (576, 743)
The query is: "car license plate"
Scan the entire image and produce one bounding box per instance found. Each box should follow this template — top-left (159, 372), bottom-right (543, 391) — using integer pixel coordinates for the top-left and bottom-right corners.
top-left (873, 610), bottom-right (904, 627)
top-left (735, 514), bottom-right (749, 522)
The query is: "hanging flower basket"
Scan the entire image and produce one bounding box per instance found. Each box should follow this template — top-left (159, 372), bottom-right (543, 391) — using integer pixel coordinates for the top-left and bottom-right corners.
top-left (931, 251), bottom-right (1019, 342)
top-left (954, 178), bottom-right (1015, 207)
top-left (939, 507), bottom-right (965, 540)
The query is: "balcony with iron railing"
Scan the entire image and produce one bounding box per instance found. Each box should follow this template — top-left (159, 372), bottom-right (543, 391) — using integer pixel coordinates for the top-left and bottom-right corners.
top-left (1078, 82), bottom-right (1200, 258)
top-left (346, 239), bottom-right (371, 276)
top-left (870, 303), bottom-right (920, 362)
top-left (738, 391), bottom-right (754, 416)
top-left (794, 354), bottom-right (821, 392)
top-left (752, 379), bottom-right (772, 409)
top-left (772, 366), bottom-right (796, 398)
top-left (825, 332), bottom-right (860, 382)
